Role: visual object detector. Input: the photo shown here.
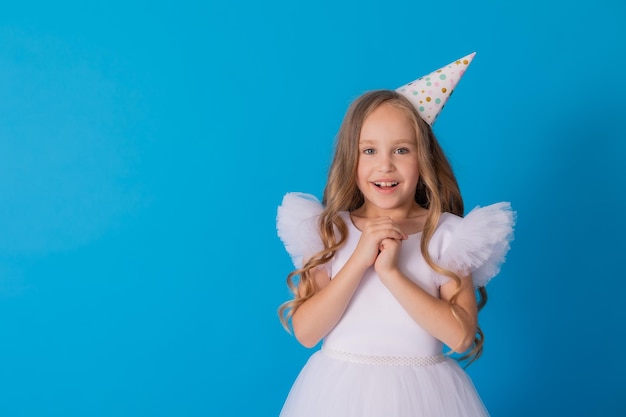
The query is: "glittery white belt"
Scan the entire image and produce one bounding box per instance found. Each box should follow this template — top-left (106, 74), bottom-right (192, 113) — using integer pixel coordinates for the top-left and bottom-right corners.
top-left (322, 347), bottom-right (446, 366)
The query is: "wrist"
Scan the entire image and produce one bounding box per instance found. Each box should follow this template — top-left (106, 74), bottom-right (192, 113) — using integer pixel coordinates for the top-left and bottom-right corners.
top-left (344, 255), bottom-right (371, 278)
top-left (377, 268), bottom-right (404, 286)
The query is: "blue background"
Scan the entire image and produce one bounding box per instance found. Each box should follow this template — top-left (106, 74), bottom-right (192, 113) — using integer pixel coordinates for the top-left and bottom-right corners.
top-left (1, 1), bottom-right (625, 416)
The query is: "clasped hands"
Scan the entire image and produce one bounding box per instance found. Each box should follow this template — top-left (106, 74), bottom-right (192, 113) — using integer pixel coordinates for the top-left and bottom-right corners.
top-left (352, 217), bottom-right (408, 280)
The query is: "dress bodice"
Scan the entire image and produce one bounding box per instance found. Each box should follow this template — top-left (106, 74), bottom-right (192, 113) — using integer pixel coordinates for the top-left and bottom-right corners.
top-left (277, 192), bottom-right (515, 356)
top-left (322, 212), bottom-right (444, 356)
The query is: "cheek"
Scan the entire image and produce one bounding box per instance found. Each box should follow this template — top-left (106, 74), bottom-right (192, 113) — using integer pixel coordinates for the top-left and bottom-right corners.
top-left (355, 166), bottom-right (367, 188)
top-left (407, 163), bottom-right (421, 184)
top-left (355, 159), bottom-right (368, 181)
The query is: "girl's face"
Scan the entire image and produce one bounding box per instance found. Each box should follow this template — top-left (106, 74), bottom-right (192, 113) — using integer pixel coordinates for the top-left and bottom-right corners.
top-left (356, 103), bottom-right (420, 214)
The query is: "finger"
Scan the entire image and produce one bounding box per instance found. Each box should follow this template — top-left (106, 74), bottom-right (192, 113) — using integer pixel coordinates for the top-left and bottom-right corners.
top-left (379, 238), bottom-right (402, 254)
top-left (362, 221), bottom-right (408, 241)
top-left (380, 236), bottom-right (401, 246)
top-left (379, 229), bottom-right (408, 241)
top-left (366, 222), bottom-right (406, 236)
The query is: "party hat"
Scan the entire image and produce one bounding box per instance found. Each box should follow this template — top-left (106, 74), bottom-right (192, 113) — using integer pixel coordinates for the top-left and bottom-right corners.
top-left (396, 52), bottom-right (475, 125)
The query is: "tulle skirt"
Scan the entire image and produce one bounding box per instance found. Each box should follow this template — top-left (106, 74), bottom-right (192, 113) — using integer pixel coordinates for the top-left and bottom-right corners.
top-left (280, 349), bottom-right (489, 417)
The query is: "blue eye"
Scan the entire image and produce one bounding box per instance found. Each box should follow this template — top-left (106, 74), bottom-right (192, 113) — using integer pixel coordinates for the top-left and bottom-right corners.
top-left (362, 148), bottom-right (375, 155)
top-left (395, 147), bottom-right (409, 154)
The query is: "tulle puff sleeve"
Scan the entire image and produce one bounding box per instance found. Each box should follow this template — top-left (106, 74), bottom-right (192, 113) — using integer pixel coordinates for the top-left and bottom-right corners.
top-left (276, 192), bottom-right (325, 269)
top-left (432, 202), bottom-right (516, 288)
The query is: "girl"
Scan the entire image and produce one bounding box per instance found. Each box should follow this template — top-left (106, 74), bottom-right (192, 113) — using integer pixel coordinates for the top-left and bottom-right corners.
top-left (276, 55), bottom-right (515, 417)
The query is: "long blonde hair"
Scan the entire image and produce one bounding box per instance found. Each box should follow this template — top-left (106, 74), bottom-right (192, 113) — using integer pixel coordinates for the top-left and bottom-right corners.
top-left (278, 90), bottom-right (487, 365)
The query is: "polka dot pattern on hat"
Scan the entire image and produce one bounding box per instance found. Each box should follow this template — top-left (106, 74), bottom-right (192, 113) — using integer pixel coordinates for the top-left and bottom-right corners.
top-left (396, 52), bottom-right (475, 126)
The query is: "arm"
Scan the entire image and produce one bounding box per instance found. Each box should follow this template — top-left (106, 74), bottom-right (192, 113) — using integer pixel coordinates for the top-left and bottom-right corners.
top-left (376, 238), bottom-right (478, 352)
top-left (291, 218), bottom-right (407, 348)
top-left (291, 258), bottom-right (368, 348)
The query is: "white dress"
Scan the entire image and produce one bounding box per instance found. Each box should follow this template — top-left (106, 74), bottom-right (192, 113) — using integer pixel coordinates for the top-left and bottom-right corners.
top-left (276, 192), bottom-right (515, 417)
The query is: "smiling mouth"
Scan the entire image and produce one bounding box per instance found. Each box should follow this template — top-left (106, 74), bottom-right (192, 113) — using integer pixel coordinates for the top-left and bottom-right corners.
top-left (373, 181), bottom-right (398, 188)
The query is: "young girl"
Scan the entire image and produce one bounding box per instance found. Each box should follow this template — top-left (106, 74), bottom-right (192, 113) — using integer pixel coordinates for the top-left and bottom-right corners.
top-left (276, 54), bottom-right (515, 417)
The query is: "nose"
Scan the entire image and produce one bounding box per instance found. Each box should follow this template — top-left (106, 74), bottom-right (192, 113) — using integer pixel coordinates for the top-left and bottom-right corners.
top-left (377, 153), bottom-right (395, 172)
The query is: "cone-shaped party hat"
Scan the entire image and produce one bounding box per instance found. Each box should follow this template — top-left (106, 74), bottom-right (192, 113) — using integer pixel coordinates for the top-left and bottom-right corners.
top-left (396, 52), bottom-right (475, 125)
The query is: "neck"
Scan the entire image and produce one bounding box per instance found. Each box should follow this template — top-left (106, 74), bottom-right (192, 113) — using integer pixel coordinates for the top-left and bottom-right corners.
top-left (355, 201), bottom-right (424, 220)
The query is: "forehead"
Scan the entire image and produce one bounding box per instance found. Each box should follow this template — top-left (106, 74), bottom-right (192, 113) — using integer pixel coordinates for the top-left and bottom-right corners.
top-left (359, 102), bottom-right (417, 142)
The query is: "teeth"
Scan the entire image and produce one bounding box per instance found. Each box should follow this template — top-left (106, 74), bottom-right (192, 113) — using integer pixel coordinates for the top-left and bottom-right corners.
top-left (374, 182), bottom-right (398, 187)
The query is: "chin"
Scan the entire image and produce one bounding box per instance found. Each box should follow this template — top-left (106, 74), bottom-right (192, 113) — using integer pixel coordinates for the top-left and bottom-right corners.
top-left (367, 198), bottom-right (405, 210)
